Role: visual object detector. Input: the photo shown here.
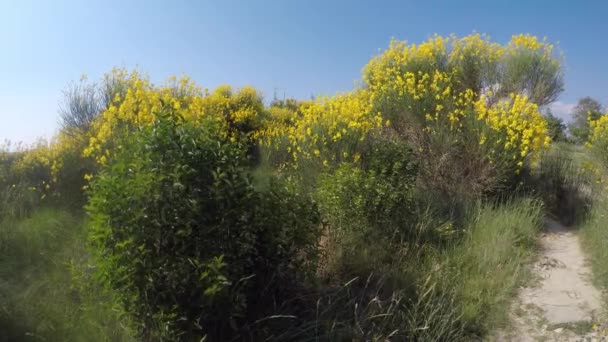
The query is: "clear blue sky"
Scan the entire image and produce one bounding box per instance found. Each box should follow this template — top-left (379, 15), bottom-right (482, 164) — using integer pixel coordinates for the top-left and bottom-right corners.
top-left (2, 0), bottom-right (608, 143)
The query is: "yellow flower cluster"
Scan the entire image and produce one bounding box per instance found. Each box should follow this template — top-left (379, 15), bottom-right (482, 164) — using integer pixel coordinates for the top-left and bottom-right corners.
top-left (507, 34), bottom-right (560, 71)
top-left (366, 62), bottom-right (548, 167)
top-left (84, 69), bottom-right (264, 164)
top-left (450, 33), bottom-right (504, 64)
top-left (363, 35), bottom-right (449, 88)
top-left (475, 93), bottom-right (550, 165)
top-left (257, 90), bottom-right (384, 166)
top-left (364, 33), bottom-right (509, 88)
top-left (363, 34), bottom-right (551, 170)
top-left (266, 105), bottom-right (298, 124)
top-left (509, 34), bottom-right (551, 53)
top-left (258, 34), bottom-right (553, 170)
top-left (366, 67), bottom-right (476, 130)
top-left (4, 33), bottom-right (560, 203)
top-left (587, 114), bottom-right (608, 163)
top-left (589, 114), bottom-right (608, 144)
top-left (11, 131), bottom-right (86, 196)
top-left (365, 33), bottom-right (557, 90)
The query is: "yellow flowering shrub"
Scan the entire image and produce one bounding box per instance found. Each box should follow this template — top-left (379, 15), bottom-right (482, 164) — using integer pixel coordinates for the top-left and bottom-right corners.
top-left (10, 140), bottom-right (55, 197)
top-left (85, 70), bottom-right (206, 164)
top-left (588, 114), bottom-right (608, 145)
top-left (203, 84), bottom-right (265, 132)
top-left (365, 33), bottom-right (561, 105)
top-left (6, 69), bottom-right (269, 201)
top-left (257, 90), bottom-right (384, 167)
top-left (474, 93), bottom-right (551, 165)
top-left (587, 113), bottom-right (608, 165)
top-left (450, 34), bottom-right (504, 64)
top-left (7, 32), bottom-right (559, 203)
top-left (366, 65), bottom-right (548, 169)
top-left (366, 68), bottom-right (473, 129)
top-left (357, 34), bottom-right (556, 196)
top-left (84, 69), bottom-right (264, 165)
top-left (363, 35), bottom-right (450, 86)
top-left (508, 34), bottom-right (552, 54)
top-left (267, 105), bottom-right (297, 124)
top-left (363, 34), bottom-right (504, 95)
top-left (365, 34), bottom-right (551, 167)
top-left (257, 34), bottom-right (554, 186)
top-left (10, 131), bottom-right (92, 201)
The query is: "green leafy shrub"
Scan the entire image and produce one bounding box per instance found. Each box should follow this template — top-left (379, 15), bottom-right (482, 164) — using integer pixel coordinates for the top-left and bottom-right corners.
top-left (314, 137), bottom-right (423, 291)
top-left (317, 137), bottom-right (417, 238)
top-left (87, 107), bottom-right (320, 341)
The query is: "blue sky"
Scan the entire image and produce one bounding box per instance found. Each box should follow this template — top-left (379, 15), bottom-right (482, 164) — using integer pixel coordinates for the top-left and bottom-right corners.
top-left (2, 0), bottom-right (608, 143)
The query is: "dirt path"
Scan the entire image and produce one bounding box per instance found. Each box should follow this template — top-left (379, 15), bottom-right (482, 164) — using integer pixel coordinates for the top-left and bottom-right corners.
top-left (496, 218), bottom-right (605, 341)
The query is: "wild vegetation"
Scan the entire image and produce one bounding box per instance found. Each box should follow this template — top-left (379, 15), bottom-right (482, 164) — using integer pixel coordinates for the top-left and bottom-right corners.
top-left (1, 33), bottom-right (607, 341)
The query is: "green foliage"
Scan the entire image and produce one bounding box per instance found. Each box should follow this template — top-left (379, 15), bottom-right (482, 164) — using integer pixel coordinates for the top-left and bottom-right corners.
top-left (445, 198), bottom-right (542, 335)
top-left (574, 154), bottom-right (608, 334)
top-left (288, 197), bottom-right (542, 341)
top-left (0, 149), bottom-right (43, 218)
top-left (499, 48), bottom-right (564, 107)
top-left (0, 34), bottom-right (571, 340)
top-left (529, 146), bottom-right (593, 225)
top-left (300, 272), bottom-right (466, 341)
top-left (413, 118), bottom-right (508, 201)
top-left (568, 96), bottom-right (604, 143)
top-left (0, 208), bottom-right (132, 341)
top-left (87, 107), bottom-right (320, 341)
top-left (590, 138), bottom-right (608, 169)
top-left (316, 137), bottom-right (417, 239)
top-left (580, 189), bottom-right (608, 293)
top-left (313, 138), bottom-right (422, 301)
top-left (544, 111), bottom-right (567, 142)
top-left (309, 138), bottom-right (462, 340)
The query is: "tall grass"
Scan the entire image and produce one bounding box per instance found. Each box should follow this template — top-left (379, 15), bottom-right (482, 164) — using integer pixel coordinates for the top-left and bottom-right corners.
top-left (280, 197), bottom-right (543, 341)
top-left (579, 194), bottom-right (608, 289)
top-left (544, 144), bottom-right (608, 323)
top-left (0, 208), bottom-right (133, 341)
top-left (577, 149), bottom-right (608, 299)
top-left (444, 198), bottom-right (542, 336)
top-left (528, 144), bottom-right (594, 225)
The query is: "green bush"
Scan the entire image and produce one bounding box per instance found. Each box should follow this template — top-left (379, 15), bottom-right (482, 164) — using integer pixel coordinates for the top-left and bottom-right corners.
top-left (87, 108), bottom-right (320, 341)
top-left (317, 137), bottom-right (418, 239)
top-left (313, 137), bottom-right (424, 322)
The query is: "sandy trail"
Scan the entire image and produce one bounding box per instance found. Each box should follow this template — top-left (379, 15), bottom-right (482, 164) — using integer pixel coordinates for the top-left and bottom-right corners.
top-left (496, 218), bottom-right (605, 341)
